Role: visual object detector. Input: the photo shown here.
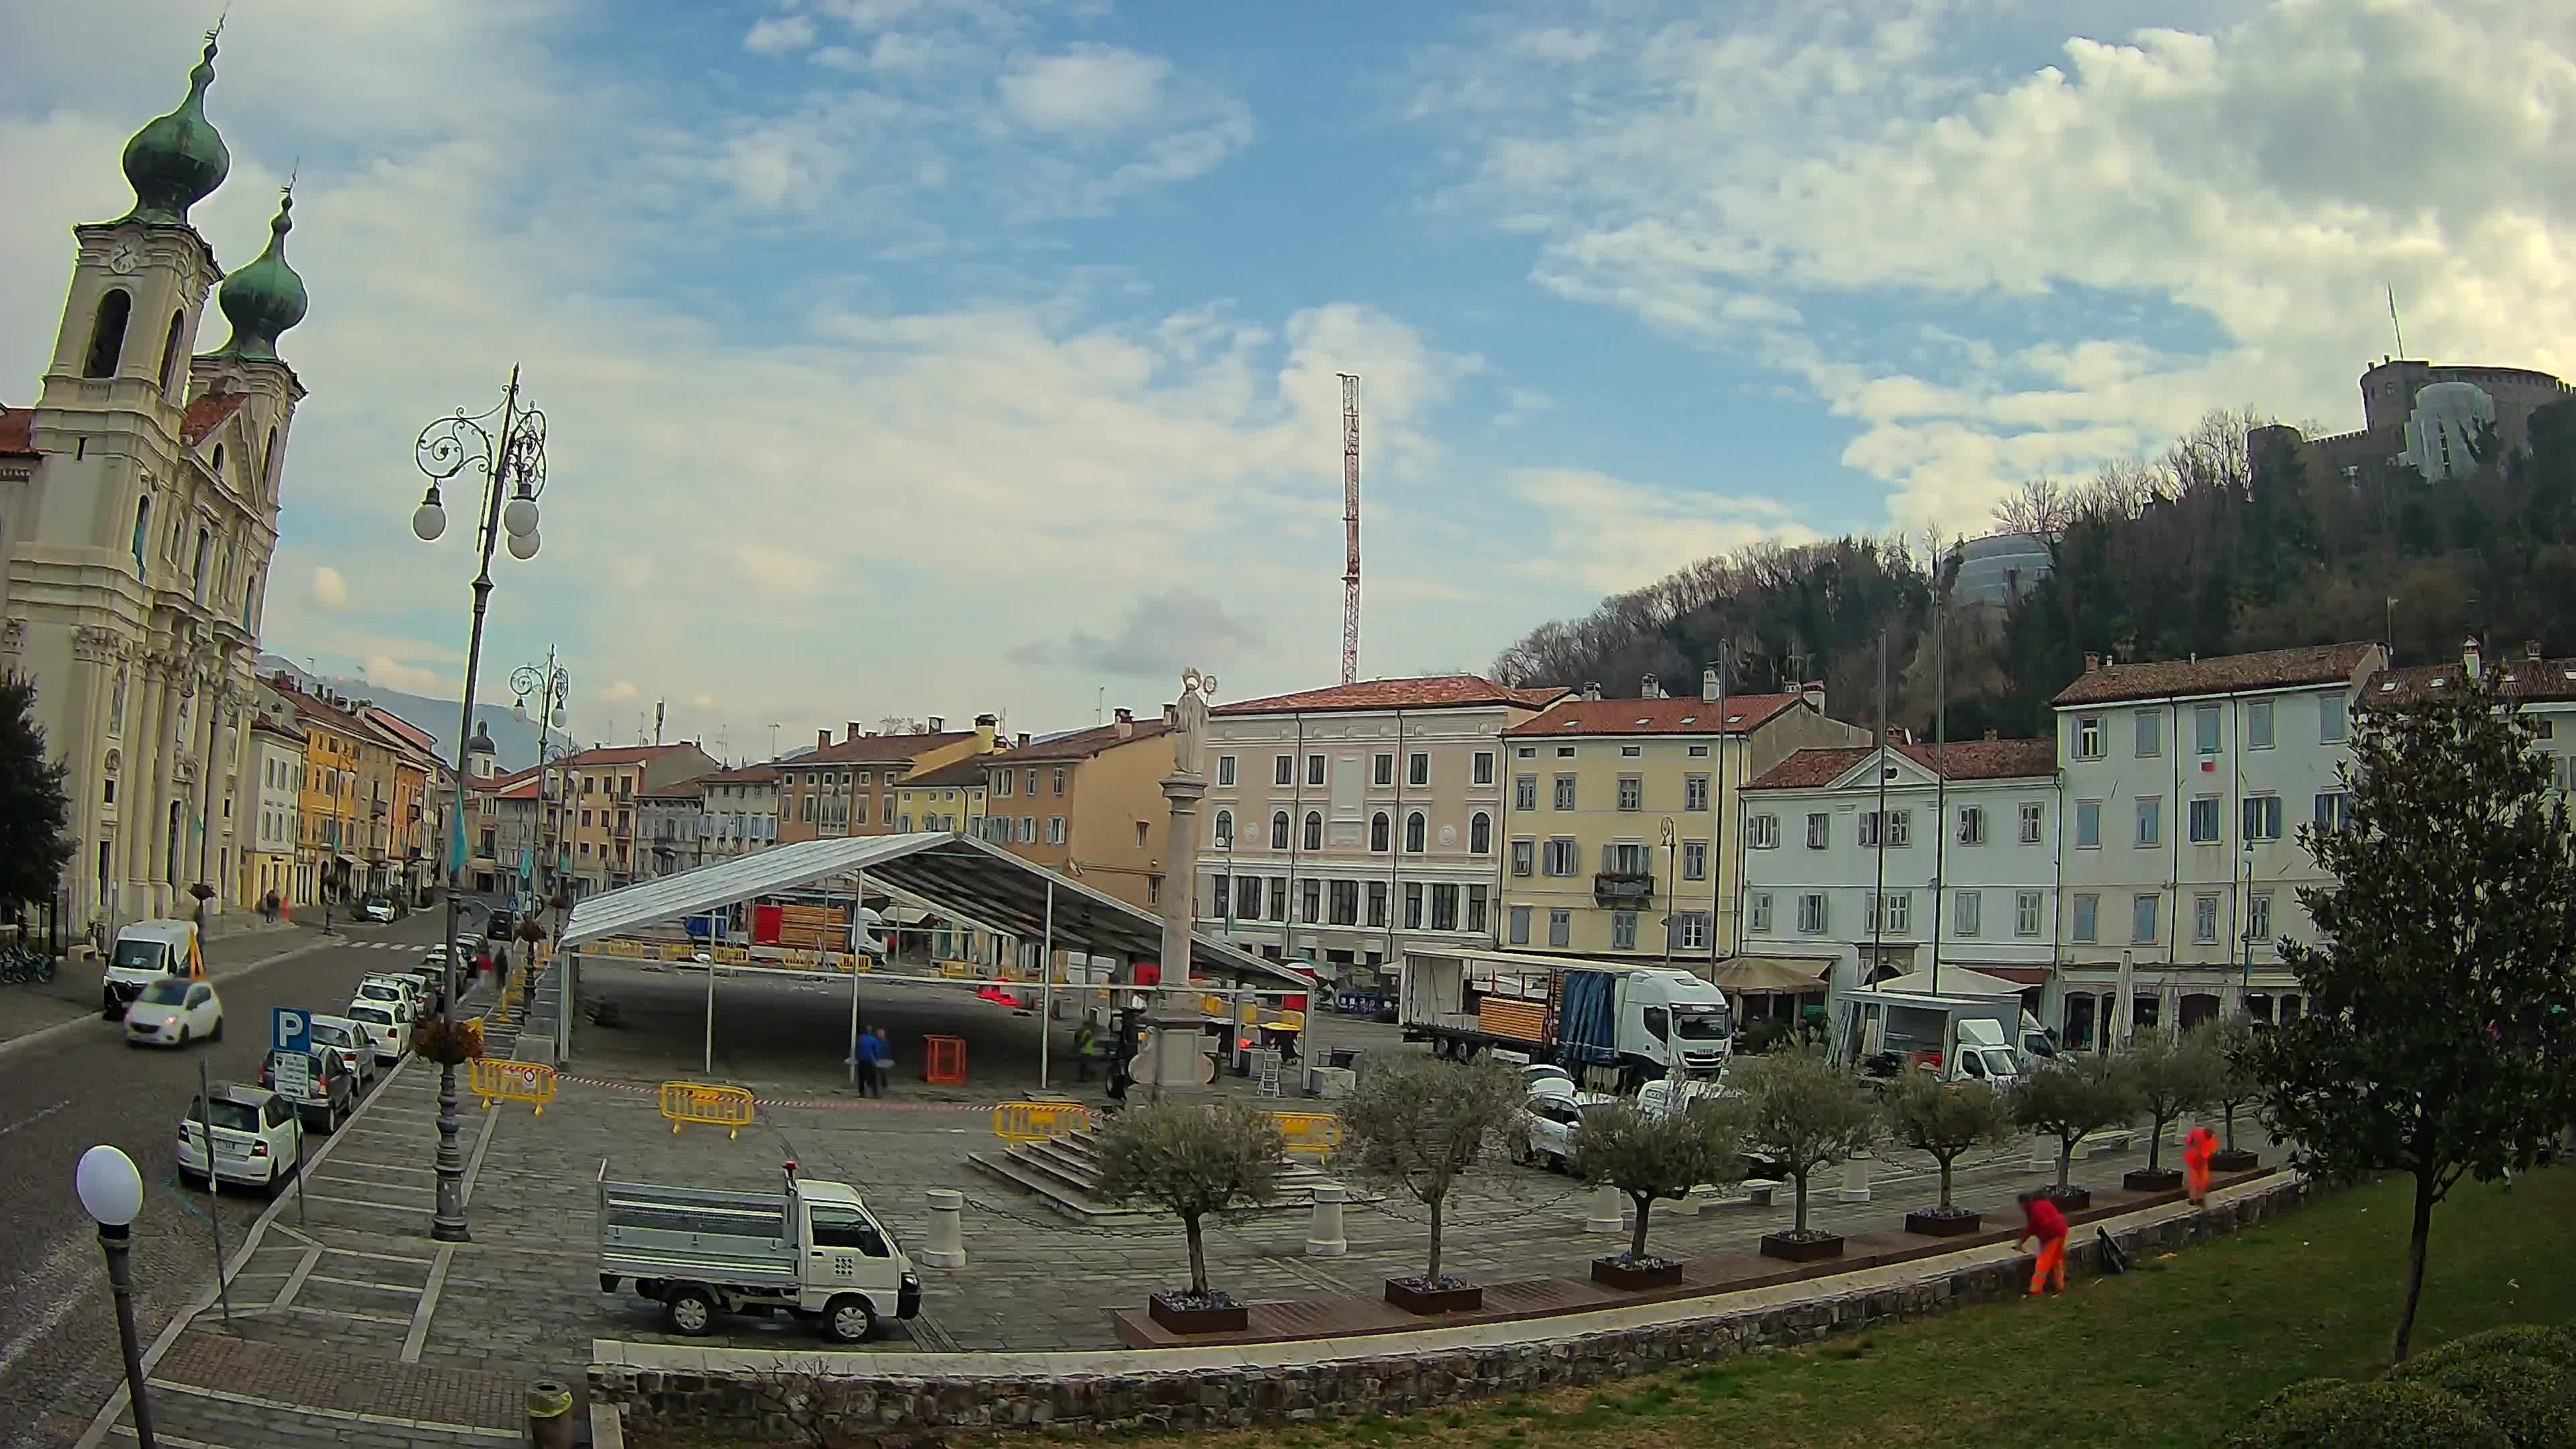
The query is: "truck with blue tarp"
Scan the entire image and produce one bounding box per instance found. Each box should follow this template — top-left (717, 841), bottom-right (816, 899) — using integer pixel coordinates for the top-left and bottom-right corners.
top-left (1399, 947), bottom-right (1734, 1092)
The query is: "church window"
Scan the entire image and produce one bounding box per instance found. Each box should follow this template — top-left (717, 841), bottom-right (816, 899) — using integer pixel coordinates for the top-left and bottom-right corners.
top-left (211, 443), bottom-right (225, 480)
top-left (85, 290), bottom-right (132, 378)
top-left (130, 496), bottom-right (151, 574)
top-left (193, 527), bottom-right (211, 602)
top-left (158, 311), bottom-right (186, 394)
top-left (262, 427), bottom-right (278, 494)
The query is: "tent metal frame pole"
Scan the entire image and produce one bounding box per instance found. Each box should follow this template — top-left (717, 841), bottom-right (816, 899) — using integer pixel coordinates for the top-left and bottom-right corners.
top-left (848, 867), bottom-right (867, 1088)
top-left (702, 959), bottom-right (716, 1077)
top-left (1038, 879), bottom-right (1056, 1091)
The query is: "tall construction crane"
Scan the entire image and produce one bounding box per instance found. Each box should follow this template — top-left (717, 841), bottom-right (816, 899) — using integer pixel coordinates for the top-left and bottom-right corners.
top-left (1339, 372), bottom-right (1362, 685)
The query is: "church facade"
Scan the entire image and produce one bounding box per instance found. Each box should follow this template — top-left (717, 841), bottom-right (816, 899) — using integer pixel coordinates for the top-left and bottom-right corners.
top-left (0, 30), bottom-right (311, 932)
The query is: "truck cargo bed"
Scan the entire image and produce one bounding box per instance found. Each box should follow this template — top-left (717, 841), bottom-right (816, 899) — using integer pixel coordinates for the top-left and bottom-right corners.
top-left (598, 1175), bottom-right (800, 1289)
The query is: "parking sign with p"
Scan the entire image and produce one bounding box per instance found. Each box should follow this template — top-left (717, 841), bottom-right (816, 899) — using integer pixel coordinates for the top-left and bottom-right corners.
top-left (272, 1006), bottom-right (309, 1055)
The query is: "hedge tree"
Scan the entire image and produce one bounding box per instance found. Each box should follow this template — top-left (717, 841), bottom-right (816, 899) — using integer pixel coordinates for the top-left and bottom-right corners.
top-left (2012, 1053), bottom-right (2139, 1195)
top-left (2124, 1028), bottom-right (2224, 1174)
top-left (0, 676), bottom-right (75, 915)
top-left (1730, 1046), bottom-right (1878, 1237)
top-left (1335, 1055), bottom-right (1522, 1285)
top-left (1095, 1102), bottom-right (1285, 1301)
top-left (1571, 1097), bottom-right (1750, 1264)
top-left (2245, 668), bottom-right (2576, 1362)
top-left (1882, 1071), bottom-right (2015, 1214)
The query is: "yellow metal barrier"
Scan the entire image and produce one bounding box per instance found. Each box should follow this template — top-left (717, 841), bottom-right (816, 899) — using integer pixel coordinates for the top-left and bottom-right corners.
top-left (659, 1081), bottom-right (757, 1139)
top-left (1271, 1112), bottom-right (1341, 1155)
top-left (991, 1100), bottom-right (1095, 1142)
top-left (470, 1058), bottom-right (557, 1115)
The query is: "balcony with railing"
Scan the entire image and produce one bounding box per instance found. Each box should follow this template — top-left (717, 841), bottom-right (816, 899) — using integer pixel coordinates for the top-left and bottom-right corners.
top-left (1593, 871), bottom-right (1655, 906)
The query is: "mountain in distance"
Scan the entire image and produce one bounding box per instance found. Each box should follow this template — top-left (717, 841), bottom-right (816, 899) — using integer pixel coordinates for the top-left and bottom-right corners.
top-left (256, 655), bottom-right (570, 772)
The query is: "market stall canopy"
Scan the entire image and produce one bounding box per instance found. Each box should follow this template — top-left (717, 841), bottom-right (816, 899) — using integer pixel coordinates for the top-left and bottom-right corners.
top-left (1865, 965), bottom-right (2031, 1000)
top-left (559, 831), bottom-right (1308, 988)
top-left (1710, 955), bottom-right (1833, 996)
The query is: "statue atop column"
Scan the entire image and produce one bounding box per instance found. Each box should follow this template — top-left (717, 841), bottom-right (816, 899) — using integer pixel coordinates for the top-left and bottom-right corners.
top-left (1169, 667), bottom-right (1217, 779)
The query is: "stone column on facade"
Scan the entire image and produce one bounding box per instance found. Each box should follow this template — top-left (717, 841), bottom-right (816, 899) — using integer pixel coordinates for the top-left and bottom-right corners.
top-left (65, 629), bottom-right (117, 928)
top-left (131, 656), bottom-right (169, 908)
top-left (1148, 669), bottom-right (1218, 1097)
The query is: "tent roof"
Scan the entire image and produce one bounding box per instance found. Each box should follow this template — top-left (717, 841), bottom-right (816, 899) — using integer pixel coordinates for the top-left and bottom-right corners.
top-left (1862, 965), bottom-right (2031, 1000)
top-left (561, 832), bottom-right (1309, 987)
top-left (1711, 955), bottom-right (1833, 995)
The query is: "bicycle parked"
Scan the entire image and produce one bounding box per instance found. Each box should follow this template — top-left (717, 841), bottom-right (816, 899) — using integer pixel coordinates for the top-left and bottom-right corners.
top-left (0, 945), bottom-right (58, 985)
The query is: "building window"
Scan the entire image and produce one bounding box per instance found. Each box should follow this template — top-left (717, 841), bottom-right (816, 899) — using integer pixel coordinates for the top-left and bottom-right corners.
top-left (1147, 875), bottom-right (1161, 906)
top-left (1240, 876), bottom-right (1264, 918)
top-left (2135, 796), bottom-right (2161, 847)
top-left (2242, 795), bottom-right (2284, 842)
top-left (1955, 890), bottom-right (1981, 938)
top-left (2128, 892), bottom-right (2159, 944)
top-left (1552, 774), bottom-right (1576, 810)
top-left (1051, 767), bottom-right (1067, 795)
top-left (2320, 694), bottom-right (2348, 743)
top-left (2194, 893), bottom-right (2219, 945)
top-left (1749, 813), bottom-right (1779, 849)
top-left (85, 288), bottom-right (132, 378)
top-left (1373, 753), bottom-right (1395, 786)
top-left (2017, 890), bottom-right (2044, 937)
top-left (1472, 751), bottom-right (1495, 786)
top-left (1684, 774), bottom-right (1709, 811)
top-left (2195, 704), bottom-right (2221, 755)
top-left (1431, 883), bottom-right (1459, 930)
top-left (1216, 754), bottom-right (1236, 786)
top-left (1018, 816), bottom-right (1037, 843)
top-left (1404, 882), bottom-right (1424, 929)
top-left (1269, 877), bottom-right (1288, 921)
top-left (1466, 884), bottom-right (1488, 934)
top-left (1556, 745), bottom-right (1575, 758)
top-left (1370, 812), bottom-right (1390, 852)
top-left (1805, 813), bottom-right (1829, 849)
top-left (1508, 905), bottom-right (1532, 946)
top-left (1957, 806), bottom-right (1985, 845)
top-left (1681, 840), bottom-right (1707, 881)
top-left (1328, 880), bottom-right (1359, 926)
top-left (1406, 751), bottom-right (1430, 787)
top-left (1303, 879), bottom-right (1322, 923)
top-left (1604, 841), bottom-right (1651, 875)
top-left (1469, 812), bottom-right (1491, 853)
top-left (1884, 892), bottom-right (1912, 934)
top-left (1303, 811), bottom-right (1323, 851)
top-left (2136, 710), bottom-right (2161, 757)
top-left (1213, 810), bottom-right (1233, 848)
top-left (1547, 908), bottom-right (1570, 947)
top-left (1305, 754), bottom-right (1326, 788)
top-left (1513, 775), bottom-right (1538, 810)
top-left (2072, 894), bottom-right (2098, 943)
top-left (1510, 839), bottom-right (1534, 877)
top-left (2313, 791), bottom-right (2351, 833)
top-left (2019, 801), bottom-right (2043, 843)
top-left (1271, 811), bottom-right (1290, 849)
top-left (1617, 775), bottom-right (1642, 811)
top-left (2247, 890), bottom-right (2273, 941)
top-left (1543, 838), bottom-right (1578, 875)
top-left (1403, 811), bottom-right (1426, 853)
top-left (1610, 910), bottom-right (1637, 951)
top-left (1796, 892), bottom-right (1828, 933)
top-left (2246, 700), bottom-right (2275, 750)
top-left (1367, 880), bottom-right (1387, 927)
top-left (1274, 754), bottom-right (1294, 786)
top-left (1748, 892), bottom-right (1773, 933)
top-left (2074, 800), bottom-right (2100, 849)
top-left (996, 771), bottom-right (1013, 797)
top-left (2190, 795), bottom-right (2221, 843)
top-left (2074, 715), bottom-right (2104, 759)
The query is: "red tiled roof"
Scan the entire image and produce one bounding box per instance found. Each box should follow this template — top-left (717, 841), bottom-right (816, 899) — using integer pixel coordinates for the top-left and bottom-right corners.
top-left (773, 732), bottom-right (977, 769)
top-left (2050, 643), bottom-right (2380, 706)
top-left (901, 755), bottom-right (994, 788)
top-left (2366, 654), bottom-right (2576, 706)
top-left (1746, 738), bottom-right (2057, 791)
top-left (180, 392), bottom-right (250, 447)
top-left (988, 718), bottom-right (1172, 761)
top-left (268, 677), bottom-right (366, 734)
top-left (469, 765), bottom-right (541, 794)
top-left (637, 778), bottom-right (708, 799)
top-left (1214, 676), bottom-right (1567, 716)
top-left (1502, 693), bottom-right (1807, 738)
top-left (700, 762), bottom-right (780, 784)
top-left (494, 775), bottom-right (541, 802)
top-left (561, 743), bottom-right (711, 768)
top-left (0, 407), bottom-right (34, 457)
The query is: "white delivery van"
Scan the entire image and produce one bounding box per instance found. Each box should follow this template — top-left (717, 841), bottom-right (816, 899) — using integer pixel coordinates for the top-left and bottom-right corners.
top-left (103, 919), bottom-right (204, 1020)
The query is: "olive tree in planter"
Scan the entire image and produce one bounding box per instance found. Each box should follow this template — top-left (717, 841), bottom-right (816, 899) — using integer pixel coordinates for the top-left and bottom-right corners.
top-left (1336, 1054), bottom-right (1521, 1313)
top-left (1883, 1071), bottom-right (2016, 1236)
top-left (2012, 1053), bottom-right (2139, 1210)
top-left (1735, 1047), bottom-right (1880, 1263)
top-left (2203, 1020), bottom-right (2264, 1171)
top-left (1095, 1102), bottom-right (1284, 1334)
top-left (1571, 1096), bottom-right (1749, 1289)
top-left (2121, 1028), bottom-right (2224, 1191)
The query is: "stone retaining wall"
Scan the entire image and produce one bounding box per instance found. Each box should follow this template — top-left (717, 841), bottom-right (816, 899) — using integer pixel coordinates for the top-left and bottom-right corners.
top-left (598, 1175), bottom-right (2311, 1443)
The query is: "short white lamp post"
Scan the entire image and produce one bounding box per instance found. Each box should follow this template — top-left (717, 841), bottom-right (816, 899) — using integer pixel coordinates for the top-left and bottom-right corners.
top-left (76, 1144), bottom-right (155, 1448)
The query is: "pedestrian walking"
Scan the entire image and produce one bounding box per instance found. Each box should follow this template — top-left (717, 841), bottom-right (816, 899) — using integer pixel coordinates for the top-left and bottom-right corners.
top-left (2017, 1189), bottom-right (2069, 1297)
top-left (873, 1026), bottom-right (895, 1095)
top-left (855, 1028), bottom-right (883, 1097)
top-left (1072, 1022), bottom-right (1097, 1081)
top-left (2184, 1125), bottom-right (2217, 1206)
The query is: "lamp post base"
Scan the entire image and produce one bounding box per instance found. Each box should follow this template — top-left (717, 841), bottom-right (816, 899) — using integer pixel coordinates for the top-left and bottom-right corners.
top-left (99, 1224), bottom-right (158, 1447)
top-left (430, 1058), bottom-right (472, 1242)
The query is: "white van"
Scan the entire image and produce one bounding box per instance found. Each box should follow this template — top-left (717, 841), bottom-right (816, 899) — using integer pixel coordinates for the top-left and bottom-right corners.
top-left (104, 919), bottom-right (204, 1020)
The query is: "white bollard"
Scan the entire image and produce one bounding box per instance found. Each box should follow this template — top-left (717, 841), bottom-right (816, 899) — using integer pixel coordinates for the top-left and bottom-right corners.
top-left (1305, 1183), bottom-right (1348, 1256)
top-left (1585, 1183), bottom-right (1626, 1234)
top-left (920, 1189), bottom-right (967, 1268)
top-left (1837, 1154), bottom-right (1873, 1203)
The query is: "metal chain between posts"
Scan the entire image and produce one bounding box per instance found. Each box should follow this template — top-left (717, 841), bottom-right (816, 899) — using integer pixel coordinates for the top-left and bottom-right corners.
top-left (1360, 1175), bottom-right (1595, 1227)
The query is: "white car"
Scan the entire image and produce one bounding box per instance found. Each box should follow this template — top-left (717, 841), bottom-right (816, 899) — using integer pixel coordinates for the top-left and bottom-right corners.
top-left (1517, 1093), bottom-right (1617, 1172)
top-left (354, 975), bottom-right (418, 1023)
top-left (124, 976), bottom-right (223, 1047)
top-left (307, 1014), bottom-right (380, 1091)
top-left (345, 1000), bottom-right (407, 1065)
top-left (1520, 1063), bottom-right (1576, 1096)
top-left (360, 897), bottom-right (398, 923)
top-left (178, 1083), bottom-right (301, 1193)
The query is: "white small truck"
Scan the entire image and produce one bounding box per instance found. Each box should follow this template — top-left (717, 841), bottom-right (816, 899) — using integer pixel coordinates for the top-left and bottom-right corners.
top-left (596, 1161), bottom-right (922, 1343)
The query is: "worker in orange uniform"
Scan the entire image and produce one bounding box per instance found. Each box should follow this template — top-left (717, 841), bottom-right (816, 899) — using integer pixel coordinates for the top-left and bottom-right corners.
top-left (2016, 1190), bottom-right (2069, 1297)
top-left (2184, 1126), bottom-right (2218, 1206)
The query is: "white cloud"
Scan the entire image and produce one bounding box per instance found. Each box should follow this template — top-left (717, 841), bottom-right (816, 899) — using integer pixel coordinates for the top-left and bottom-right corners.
top-left (309, 566), bottom-right (349, 609)
top-left (692, 693), bottom-right (717, 709)
top-left (743, 14), bottom-right (818, 54)
top-left (1006, 588), bottom-right (1266, 677)
top-left (361, 653), bottom-right (446, 694)
top-left (1000, 44), bottom-right (1170, 132)
top-left (1509, 469), bottom-right (1815, 592)
top-left (603, 681), bottom-right (639, 703)
top-left (1415, 0), bottom-right (2576, 532)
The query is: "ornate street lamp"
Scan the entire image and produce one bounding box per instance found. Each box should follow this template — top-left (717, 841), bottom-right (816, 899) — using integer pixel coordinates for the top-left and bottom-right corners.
top-left (76, 1145), bottom-right (155, 1447)
top-left (512, 652), bottom-right (571, 922)
top-left (410, 368), bottom-right (549, 1242)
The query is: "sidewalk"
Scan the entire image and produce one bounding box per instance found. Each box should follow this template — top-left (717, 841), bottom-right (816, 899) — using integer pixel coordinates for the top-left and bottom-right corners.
top-left (0, 917), bottom-right (319, 1049)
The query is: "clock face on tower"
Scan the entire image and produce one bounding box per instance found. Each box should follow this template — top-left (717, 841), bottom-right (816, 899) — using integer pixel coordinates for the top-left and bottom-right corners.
top-left (106, 239), bottom-right (142, 275)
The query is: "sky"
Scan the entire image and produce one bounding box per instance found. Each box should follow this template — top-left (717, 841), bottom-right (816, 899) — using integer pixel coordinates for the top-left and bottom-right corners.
top-left (6, 0), bottom-right (2575, 759)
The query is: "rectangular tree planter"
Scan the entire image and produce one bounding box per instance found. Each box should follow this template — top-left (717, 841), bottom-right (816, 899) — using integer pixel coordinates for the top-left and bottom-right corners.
top-left (1146, 1293), bottom-right (1248, 1335)
top-left (1904, 1209), bottom-right (1982, 1238)
top-left (1591, 1256), bottom-right (1686, 1290)
top-left (2123, 1167), bottom-right (2184, 1192)
top-left (1758, 1232), bottom-right (1845, 1263)
top-left (2043, 1187), bottom-right (2092, 1212)
top-left (2210, 1148), bottom-right (2261, 1173)
top-left (1384, 1279), bottom-right (1484, 1314)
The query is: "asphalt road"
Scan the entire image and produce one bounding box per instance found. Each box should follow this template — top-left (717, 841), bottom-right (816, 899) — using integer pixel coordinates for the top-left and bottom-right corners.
top-left (0, 908), bottom-right (472, 1449)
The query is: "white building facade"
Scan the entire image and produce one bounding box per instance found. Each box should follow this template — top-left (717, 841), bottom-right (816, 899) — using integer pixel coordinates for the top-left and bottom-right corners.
top-left (2051, 643), bottom-right (2385, 1048)
top-left (241, 717), bottom-right (302, 906)
top-left (1738, 739), bottom-right (2063, 1009)
top-left (698, 763), bottom-right (780, 862)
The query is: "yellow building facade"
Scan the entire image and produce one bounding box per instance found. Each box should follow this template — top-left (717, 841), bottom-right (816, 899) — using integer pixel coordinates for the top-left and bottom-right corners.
top-left (282, 688), bottom-right (362, 903)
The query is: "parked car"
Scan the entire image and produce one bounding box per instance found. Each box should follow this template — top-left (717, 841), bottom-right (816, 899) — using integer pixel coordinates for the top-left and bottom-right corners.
top-left (1519, 1063), bottom-right (1576, 1096)
top-left (1515, 1093), bottom-right (1615, 1172)
top-left (359, 895), bottom-right (398, 924)
top-left (354, 975), bottom-right (419, 1024)
top-left (124, 976), bottom-right (223, 1047)
top-left (307, 1014), bottom-right (380, 1091)
top-left (486, 909), bottom-right (519, 942)
top-left (258, 1046), bottom-right (358, 1132)
top-left (345, 1000), bottom-right (407, 1065)
top-left (177, 1084), bottom-right (302, 1193)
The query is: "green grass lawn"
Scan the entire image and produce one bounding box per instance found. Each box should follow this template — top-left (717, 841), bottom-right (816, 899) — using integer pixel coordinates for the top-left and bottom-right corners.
top-left (1144, 1167), bottom-right (2575, 1449)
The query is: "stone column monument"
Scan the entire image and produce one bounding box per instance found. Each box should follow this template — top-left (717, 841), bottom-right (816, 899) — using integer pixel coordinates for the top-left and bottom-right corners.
top-left (1142, 668), bottom-right (1218, 1096)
